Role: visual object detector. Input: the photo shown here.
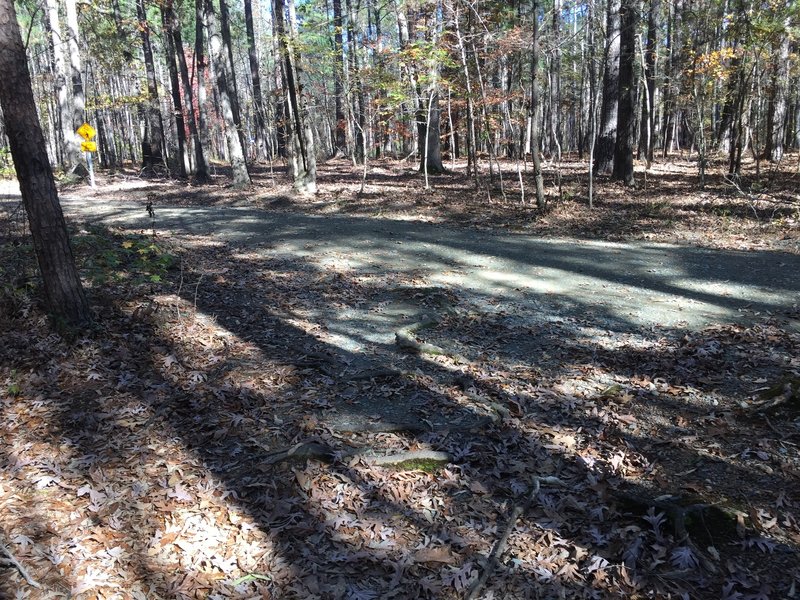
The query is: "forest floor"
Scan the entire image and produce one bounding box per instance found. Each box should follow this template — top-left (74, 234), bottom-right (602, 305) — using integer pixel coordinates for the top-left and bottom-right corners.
top-left (1, 155), bottom-right (800, 599)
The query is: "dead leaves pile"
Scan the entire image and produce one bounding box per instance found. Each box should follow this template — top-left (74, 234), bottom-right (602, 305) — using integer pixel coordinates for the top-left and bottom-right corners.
top-left (1, 233), bottom-right (799, 599)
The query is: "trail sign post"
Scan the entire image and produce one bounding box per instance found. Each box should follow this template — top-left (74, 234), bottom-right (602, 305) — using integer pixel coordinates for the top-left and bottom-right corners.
top-left (77, 122), bottom-right (96, 188)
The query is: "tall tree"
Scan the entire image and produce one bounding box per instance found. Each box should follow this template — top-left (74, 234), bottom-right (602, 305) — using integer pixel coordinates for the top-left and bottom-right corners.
top-left (64, 0), bottom-right (85, 170)
top-left (171, 0), bottom-right (209, 181)
top-left (531, 0), bottom-right (545, 207)
top-left (594, 0), bottom-right (620, 174)
top-left (161, 0), bottom-right (188, 177)
top-left (137, 0), bottom-right (166, 174)
top-left (274, 0), bottom-right (317, 193)
top-left (638, 0), bottom-right (658, 163)
top-left (206, 0), bottom-right (251, 186)
top-left (244, 0), bottom-right (267, 159)
top-left (331, 0), bottom-right (347, 155)
top-left (0, 0), bottom-right (90, 325)
top-left (46, 0), bottom-right (75, 169)
top-left (765, 19), bottom-right (791, 162)
top-left (611, 0), bottom-right (636, 185)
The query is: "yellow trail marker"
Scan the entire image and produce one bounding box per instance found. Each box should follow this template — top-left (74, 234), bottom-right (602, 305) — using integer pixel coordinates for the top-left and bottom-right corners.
top-left (77, 122), bottom-right (96, 141)
top-left (81, 140), bottom-right (97, 153)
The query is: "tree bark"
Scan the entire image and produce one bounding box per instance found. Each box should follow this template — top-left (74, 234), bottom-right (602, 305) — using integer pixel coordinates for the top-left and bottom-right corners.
top-left (0, 0), bottom-right (90, 326)
top-left (595, 0), bottom-right (620, 175)
top-left (244, 0), bottom-right (267, 160)
top-left (46, 0), bottom-right (74, 170)
top-left (161, 0), bottom-right (188, 178)
top-left (172, 7), bottom-right (209, 181)
top-left (549, 0), bottom-right (562, 159)
top-left (531, 0), bottom-right (545, 207)
top-left (638, 0), bottom-right (658, 163)
top-left (274, 0), bottom-right (317, 193)
top-left (332, 0), bottom-right (347, 155)
top-left (765, 21), bottom-right (790, 162)
top-left (611, 0), bottom-right (636, 185)
top-left (137, 0), bottom-right (166, 174)
top-left (206, 0), bottom-right (251, 186)
top-left (64, 0), bottom-right (85, 170)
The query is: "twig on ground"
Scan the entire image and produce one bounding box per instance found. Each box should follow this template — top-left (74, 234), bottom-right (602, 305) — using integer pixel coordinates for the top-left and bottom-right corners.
top-left (466, 475), bottom-right (567, 599)
top-left (0, 542), bottom-right (41, 589)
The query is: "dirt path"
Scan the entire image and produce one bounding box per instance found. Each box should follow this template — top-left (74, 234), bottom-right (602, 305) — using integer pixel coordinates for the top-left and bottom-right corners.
top-left (54, 193), bottom-right (799, 331)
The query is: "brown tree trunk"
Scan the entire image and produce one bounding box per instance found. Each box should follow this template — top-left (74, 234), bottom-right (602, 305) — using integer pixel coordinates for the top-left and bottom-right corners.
top-left (274, 0), bottom-right (316, 193)
top-left (161, 0), bottom-right (188, 178)
top-left (137, 0), bottom-right (166, 174)
top-left (595, 0), bottom-right (621, 174)
top-left (639, 0), bottom-right (658, 163)
top-left (531, 0), bottom-right (545, 207)
top-left (244, 0), bottom-right (267, 160)
top-left (172, 9), bottom-right (209, 181)
top-left (0, 0), bottom-right (90, 326)
top-left (765, 22), bottom-right (791, 162)
top-left (611, 0), bottom-right (637, 185)
top-left (206, 0), bottom-right (251, 186)
top-left (332, 0), bottom-right (347, 155)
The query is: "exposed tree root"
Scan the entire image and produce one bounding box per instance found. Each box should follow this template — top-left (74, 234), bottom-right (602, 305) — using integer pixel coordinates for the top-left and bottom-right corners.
top-left (254, 440), bottom-right (452, 467)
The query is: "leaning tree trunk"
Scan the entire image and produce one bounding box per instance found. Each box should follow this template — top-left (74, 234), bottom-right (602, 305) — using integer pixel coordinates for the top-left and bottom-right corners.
top-left (137, 0), bottom-right (166, 174)
top-left (0, 0), bottom-right (90, 326)
top-left (611, 0), bottom-right (637, 185)
top-left (206, 0), bottom-right (251, 186)
top-left (274, 0), bottom-right (316, 193)
top-left (595, 0), bottom-right (621, 175)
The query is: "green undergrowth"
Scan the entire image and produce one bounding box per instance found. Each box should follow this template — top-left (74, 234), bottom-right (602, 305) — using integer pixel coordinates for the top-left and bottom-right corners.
top-left (73, 226), bottom-right (177, 286)
top-left (390, 458), bottom-right (448, 473)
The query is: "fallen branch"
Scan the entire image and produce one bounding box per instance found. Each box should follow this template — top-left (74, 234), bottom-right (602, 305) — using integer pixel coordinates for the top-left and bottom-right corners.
top-left (254, 439), bottom-right (452, 467)
top-left (368, 450), bottom-right (451, 466)
top-left (395, 318), bottom-right (446, 355)
top-left (466, 476), bottom-right (567, 599)
top-left (0, 542), bottom-right (41, 589)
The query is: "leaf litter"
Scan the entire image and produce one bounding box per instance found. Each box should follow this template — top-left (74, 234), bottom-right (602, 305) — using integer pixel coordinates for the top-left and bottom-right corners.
top-left (1, 159), bottom-right (800, 599)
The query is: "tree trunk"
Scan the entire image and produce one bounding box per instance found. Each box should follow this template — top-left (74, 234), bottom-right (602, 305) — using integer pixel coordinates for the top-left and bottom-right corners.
top-left (64, 0), bottom-right (85, 170)
top-left (595, 0), bottom-right (621, 174)
top-left (206, 0), bottom-right (251, 186)
top-left (638, 0), bottom-right (658, 163)
top-left (172, 9), bottom-right (209, 181)
top-left (244, 0), bottom-right (267, 160)
top-left (549, 0), bottom-right (562, 159)
top-left (274, 0), bottom-right (316, 193)
top-left (46, 0), bottom-right (73, 170)
top-left (611, 0), bottom-right (636, 185)
top-left (531, 0), bottom-right (545, 207)
top-left (219, 0), bottom-right (248, 156)
top-left (161, 0), bottom-right (188, 178)
top-left (137, 0), bottom-right (166, 174)
top-left (0, 0), bottom-right (90, 326)
top-left (332, 0), bottom-right (347, 155)
top-left (764, 21), bottom-right (790, 162)
top-left (195, 0), bottom-right (213, 170)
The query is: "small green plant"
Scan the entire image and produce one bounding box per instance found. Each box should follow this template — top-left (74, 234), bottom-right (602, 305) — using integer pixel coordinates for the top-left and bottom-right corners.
top-left (6, 370), bottom-right (21, 397)
top-left (75, 229), bottom-right (175, 285)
